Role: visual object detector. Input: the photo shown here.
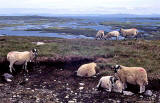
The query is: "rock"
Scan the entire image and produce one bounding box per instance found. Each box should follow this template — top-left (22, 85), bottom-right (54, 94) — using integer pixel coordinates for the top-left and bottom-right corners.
top-left (144, 90), bottom-right (153, 96)
top-left (3, 73), bottom-right (13, 78)
top-left (140, 95), bottom-right (143, 98)
top-left (0, 83), bottom-right (4, 86)
top-left (68, 100), bottom-right (75, 103)
top-left (36, 42), bottom-right (45, 46)
top-left (79, 87), bottom-right (84, 90)
top-left (6, 78), bottom-right (12, 82)
top-left (79, 83), bottom-right (85, 86)
top-left (123, 91), bottom-right (134, 96)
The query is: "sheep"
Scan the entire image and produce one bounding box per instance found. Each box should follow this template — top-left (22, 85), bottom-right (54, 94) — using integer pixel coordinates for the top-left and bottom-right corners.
top-left (120, 28), bottom-right (138, 39)
top-left (7, 48), bottom-right (38, 73)
top-left (95, 30), bottom-right (105, 40)
top-left (103, 31), bottom-right (120, 40)
top-left (96, 76), bottom-right (123, 93)
top-left (113, 65), bottom-right (148, 93)
top-left (77, 62), bottom-right (97, 77)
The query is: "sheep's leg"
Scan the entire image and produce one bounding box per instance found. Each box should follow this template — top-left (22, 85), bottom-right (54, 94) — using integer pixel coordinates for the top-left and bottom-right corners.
top-left (108, 85), bottom-right (112, 92)
top-left (9, 61), bottom-right (15, 73)
top-left (122, 83), bottom-right (127, 90)
top-left (140, 85), bottom-right (145, 93)
top-left (24, 62), bottom-right (28, 73)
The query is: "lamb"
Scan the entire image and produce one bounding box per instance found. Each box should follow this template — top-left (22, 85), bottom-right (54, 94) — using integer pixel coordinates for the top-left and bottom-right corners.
top-left (96, 76), bottom-right (123, 93)
top-left (120, 28), bottom-right (138, 39)
top-left (113, 65), bottom-right (148, 93)
top-left (95, 30), bottom-right (105, 40)
top-left (7, 48), bottom-right (38, 73)
top-left (77, 62), bottom-right (97, 77)
top-left (103, 31), bottom-right (120, 40)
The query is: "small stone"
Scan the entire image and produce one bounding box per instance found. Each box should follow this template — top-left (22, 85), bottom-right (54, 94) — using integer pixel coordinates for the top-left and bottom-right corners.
top-left (65, 95), bottom-right (69, 98)
top-left (117, 100), bottom-right (121, 103)
top-left (0, 84), bottom-right (4, 86)
top-left (68, 100), bottom-right (74, 103)
top-left (3, 73), bottom-right (13, 78)
top-left (25, 78), bottom-right (28, 81)
top-left (6, 78), bottom-right (12, 82)
top-left (79, 83), bottom-right (85, 86)
top-left (140, 95), bottom-right (143, 98)
top-left (79, 87), bottom-right (84, 90)
top-left (123, 91), bottom-right (134, 96)
top-left (13, 95), bottom-right (16, 98)
top-left (144, 90), bottom-right (153, 96)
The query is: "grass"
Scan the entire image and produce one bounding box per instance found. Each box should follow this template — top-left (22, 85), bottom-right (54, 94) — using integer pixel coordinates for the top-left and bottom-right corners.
top-left (0, 36), bottom-right (160, 79)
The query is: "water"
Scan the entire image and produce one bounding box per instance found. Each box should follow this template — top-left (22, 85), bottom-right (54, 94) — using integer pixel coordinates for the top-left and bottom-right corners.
top-left (0, 16), bottom-right (160, 39)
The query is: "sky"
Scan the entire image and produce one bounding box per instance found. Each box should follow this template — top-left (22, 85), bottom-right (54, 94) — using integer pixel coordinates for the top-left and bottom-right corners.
top-left (0, 0), bottom-right (160, 15)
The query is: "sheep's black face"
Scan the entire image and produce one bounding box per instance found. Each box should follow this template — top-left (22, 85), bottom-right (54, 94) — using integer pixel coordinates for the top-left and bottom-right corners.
top-left (114, 65), bottom-right (120, 73)
top-left (32, 48), bottom-right (38, 56)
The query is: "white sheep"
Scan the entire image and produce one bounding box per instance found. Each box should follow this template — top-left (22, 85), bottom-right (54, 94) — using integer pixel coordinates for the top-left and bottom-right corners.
top-left (114, 65), bottom-right (148, 93)
top-left (103, 31), bottom-right (120, 40)
top-left (77, 62), bottom-right (97, 77)
top-left (120, 28), bottom-right (138, 39)
top-left (96, 76), bottom-right (123, 93)
top-left (7, 49), bottom-right (38, 73)
top-left (95, 30), bottom-right (105, 40)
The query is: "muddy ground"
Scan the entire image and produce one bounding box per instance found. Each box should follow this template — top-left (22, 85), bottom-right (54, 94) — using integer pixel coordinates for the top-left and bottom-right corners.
top-left (0, 56), bottom-right (160, 103)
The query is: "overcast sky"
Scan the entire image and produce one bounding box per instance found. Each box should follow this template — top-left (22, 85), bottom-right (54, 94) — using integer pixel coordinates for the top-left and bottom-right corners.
top-left (0, 0), bottom-right (159, 15)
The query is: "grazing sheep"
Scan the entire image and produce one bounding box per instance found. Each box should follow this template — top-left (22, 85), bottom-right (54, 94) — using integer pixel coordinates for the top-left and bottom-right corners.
top-left (96, 76), bottom-right (123, 93)
top-left (114, 65), bottom-right (148, 93)
top-left (120, 28), bottom-right (138, 39)
top-left (95, 30), bottom-right (105, 40)
top-left (7, 49), bottom-right (38, 73)
top-left (77, 62), bottom-right (97, 77)
top-left (103, 31), bottom-right (120, 40)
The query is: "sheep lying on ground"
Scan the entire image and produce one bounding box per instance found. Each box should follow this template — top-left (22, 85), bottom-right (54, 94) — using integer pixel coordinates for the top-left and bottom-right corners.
top-left (113, 65), bottom-right (148, 93)
top-left (103, 31), bottom-right (120, 40)
top-left (95, 30), bottom-right (105, 40)
top-left (96, 76), bottom-right (123, 93)
top-left (120, 28), bottom-right (138, 39)
top-left (77, 62), bottom-right (97, 77)
top-left (7, 49), bottom-right (38, 73)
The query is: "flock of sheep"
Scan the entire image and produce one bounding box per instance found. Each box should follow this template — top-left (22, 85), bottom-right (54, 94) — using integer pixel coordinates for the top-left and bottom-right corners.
top-left (6, 48), bottom-right (148, 95)
top-left (6, 27), bottom-right (147, 96)
top-left (77, 62), bottom-right (148, 94)
top-left (95, 28), bottom-right (138, 40)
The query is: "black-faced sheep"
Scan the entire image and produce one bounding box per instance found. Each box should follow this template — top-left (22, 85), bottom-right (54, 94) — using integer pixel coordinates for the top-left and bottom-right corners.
top-left (96, 76), bottom-right (123, 93)
top-left (113, 65), bottom-right (148, 93)
top-left (120, 28), bottom-right (138, 39)
top-left (77, 62), bottom-right (97, 77)
top-left (103, 31), bottom-right (120, 40)
top-left (7, 49), bottom-right (38, 73)
top-left (95, 30), bottom-right (105, 40)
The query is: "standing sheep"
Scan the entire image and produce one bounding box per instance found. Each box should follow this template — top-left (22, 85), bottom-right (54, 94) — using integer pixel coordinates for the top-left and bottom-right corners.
top-left (95, 30), bottom-right (105, 40)
top-left (113, 65), bottom-right (148, 93)
top-left (120, 28), bottom-right (138, 39)
top-left (96, 76), bottom-right (123, 93)
top-left (7, 49), bottom-right (38, 73)
top-left (77, 62), bottom-right (97, 77)
top-left (103, 31), bottom-right (120, 40)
